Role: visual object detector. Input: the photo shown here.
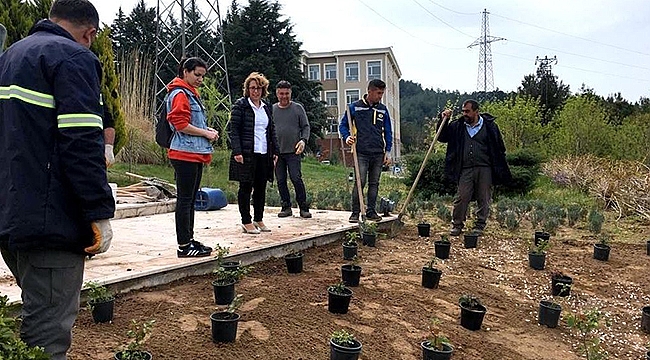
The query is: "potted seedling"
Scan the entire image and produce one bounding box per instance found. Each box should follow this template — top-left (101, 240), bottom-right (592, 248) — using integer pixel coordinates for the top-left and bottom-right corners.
top-left (420, 318), bottom-right (453, 360)
top-left (343, 231), bottom-right (359, 260)
top-left (359, 220), bottom-right (378, 247)
top-left (330, 329), bottom-right (362, 360)
top-left (551, 271), bottom-right (573, 297)
top-left (565, 308), bottom-right (609, 360)
top-left (421, 256), bottom-right (442, 289)
top-left (458, 294), bottom-right (486, 331)
top-left (463, 227), bottom-right (479, 249)
top-left (212, 264), bottom-right (251, 305)
top-left (284, 250), bottom-right (304, 273)
top-left (434, 234), bottom-right (451, 260)
top-left (416, 209), bottom-right (431, 237)
top-left (210, 294), bottom-right (243, 343)
top-left (528, 239), bottom-right (551, 270)
top-left (538, 286), bottom-right (570, 328)
top-left (114, 319), bottom-right (155, 360)
top-left (593, 233), bottom-right (611, 261)
top-left (327, 281), bottom-right (353, 314)
top-left (646, 238), bottom-right (650, 256)
top-left (85, 281), bottom-right (115, 323)
top-left (0, 295), bottom-right (50, 360)
top-left (341, 255), bottom-right (362, 287)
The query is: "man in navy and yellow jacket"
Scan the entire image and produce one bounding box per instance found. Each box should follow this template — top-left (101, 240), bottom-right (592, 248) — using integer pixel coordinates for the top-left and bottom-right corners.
top-left (0, 1), bottom-right (114, 358)
top-left (339, 79), bottom-right (393, 223)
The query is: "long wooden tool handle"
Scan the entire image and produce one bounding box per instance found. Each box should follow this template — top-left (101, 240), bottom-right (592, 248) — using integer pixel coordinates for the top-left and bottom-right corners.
top-left (346, 106), bottom-right (366, 221)
top-left (398, 115), bottom-right (449, 220)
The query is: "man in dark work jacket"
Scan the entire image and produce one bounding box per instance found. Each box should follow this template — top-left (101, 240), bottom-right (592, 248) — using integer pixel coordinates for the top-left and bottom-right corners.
top-left (439, 99), bottom-right (511, 236)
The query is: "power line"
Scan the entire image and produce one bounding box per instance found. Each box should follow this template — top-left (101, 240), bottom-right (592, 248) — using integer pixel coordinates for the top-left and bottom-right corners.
top-left (355, 0), bottom-right (464, 50)
top-left (492, 51), bottom-right (650, 83)
top-left (491, 12), bottom-right (650, 57)
top-left (424, 0), bottom-right (478, 16)
top-left (507, 39), bottom-right (650, 71)
top-left (411, 0), bottom-right (474, 38)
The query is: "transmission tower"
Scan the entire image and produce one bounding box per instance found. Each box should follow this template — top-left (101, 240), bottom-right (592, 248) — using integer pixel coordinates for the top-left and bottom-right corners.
top-left (468, 9), bottom-right (505, 92)
top-left (153, 0), bottom-right (231, 118)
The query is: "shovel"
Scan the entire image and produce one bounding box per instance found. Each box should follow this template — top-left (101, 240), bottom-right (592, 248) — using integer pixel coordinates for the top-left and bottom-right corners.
top-left (391, 114), bottom-right (449, 235)
top-left (345, 106), bottom-right (366, 223)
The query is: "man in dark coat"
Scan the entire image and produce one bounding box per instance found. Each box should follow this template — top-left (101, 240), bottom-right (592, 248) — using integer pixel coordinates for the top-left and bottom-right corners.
top-left (438, 99), bottom-right (512, 236)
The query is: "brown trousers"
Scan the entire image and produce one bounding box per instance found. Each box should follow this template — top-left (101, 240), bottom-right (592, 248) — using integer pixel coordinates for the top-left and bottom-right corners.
top-left (452, 166), bottom-right (493, 230)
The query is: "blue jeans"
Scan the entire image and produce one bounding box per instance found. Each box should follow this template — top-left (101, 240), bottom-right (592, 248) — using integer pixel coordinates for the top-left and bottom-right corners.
top-left (275, 153), bottom-right (307, 210)
top-left (171, 159), bottom-right (203, 245)
top-left (351, 153), bottom-right (384, 215)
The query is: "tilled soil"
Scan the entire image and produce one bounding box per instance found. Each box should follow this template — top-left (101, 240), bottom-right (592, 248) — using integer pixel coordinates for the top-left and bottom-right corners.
top-left (69, 223), bottom-right (650, 359)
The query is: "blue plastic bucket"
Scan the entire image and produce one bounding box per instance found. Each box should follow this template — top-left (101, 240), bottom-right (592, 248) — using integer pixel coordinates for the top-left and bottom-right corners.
top-left (195, 188), bottom-right (228, 211)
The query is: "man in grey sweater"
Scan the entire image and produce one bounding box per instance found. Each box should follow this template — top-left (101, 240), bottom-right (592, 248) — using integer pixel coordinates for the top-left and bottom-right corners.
top-left (273, 80), bottom-right (311, 218)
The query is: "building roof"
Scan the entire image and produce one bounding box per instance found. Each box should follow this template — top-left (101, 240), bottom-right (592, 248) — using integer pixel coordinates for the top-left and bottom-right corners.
top-left (303, 47), bottom-right (401, 78)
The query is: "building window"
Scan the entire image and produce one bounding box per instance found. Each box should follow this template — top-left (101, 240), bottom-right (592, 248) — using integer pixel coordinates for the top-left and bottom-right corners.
top-left (328, 116), bottom-right (338, 133)
top-left (325, 64), bottom-right (337, 80)
top-left (325, 91), bottom-right (338, 106)
top-left (345, 62), bottom-right (359, 82)
top-left (345, 89), bottom-right (360, 104)
top-left (367, 60), bottom-right (381, 80)
top-left (308, 64), bottom-right (320, 81)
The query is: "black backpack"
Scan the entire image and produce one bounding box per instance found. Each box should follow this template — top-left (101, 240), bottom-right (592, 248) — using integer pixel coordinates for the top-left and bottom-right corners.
top-left (155, 88), bottom-right (191, 148)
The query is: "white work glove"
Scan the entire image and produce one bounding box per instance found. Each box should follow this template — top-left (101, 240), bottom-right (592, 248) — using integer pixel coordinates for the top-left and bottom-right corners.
top-left (295, 140), bottom-right (305, 155)
top-left (85, 219), bottom-right (113, 255)
top-left (105, 144), bottom-right (115, 167)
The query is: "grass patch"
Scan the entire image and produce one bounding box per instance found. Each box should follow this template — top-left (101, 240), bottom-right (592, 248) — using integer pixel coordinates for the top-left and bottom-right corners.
top-left (524, 175), bottom-right (596, 208)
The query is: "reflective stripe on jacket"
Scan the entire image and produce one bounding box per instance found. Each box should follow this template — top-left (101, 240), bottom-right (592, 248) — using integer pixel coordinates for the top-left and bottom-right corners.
top-left (0, 20), bottom-right (114, 252)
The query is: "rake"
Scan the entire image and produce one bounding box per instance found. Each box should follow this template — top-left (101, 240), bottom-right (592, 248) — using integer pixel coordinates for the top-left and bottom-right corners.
top-left (391, 114), bottom-right (449, 236)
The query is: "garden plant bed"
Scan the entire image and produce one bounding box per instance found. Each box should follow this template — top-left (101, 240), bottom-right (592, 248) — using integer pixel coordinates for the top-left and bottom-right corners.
top-left (68, 224), bottom-right (650, 359)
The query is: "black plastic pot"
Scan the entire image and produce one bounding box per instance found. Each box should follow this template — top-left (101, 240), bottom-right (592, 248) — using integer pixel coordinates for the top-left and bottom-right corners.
top-left (528, 252), bottom-right (546, 270)
top-left (463, 234), bottom-right (478, 249)
top-left (421, 341), bottom-right (453, 360)
top-left (285, 253), bottom-right (304, 274)
top-left (417, 223), bottom-right (431, 237)
top-left (210, 311), bottom-right (240, 343)
top-left (459, 303), bottom-right (487, 331)
top-left (593, 244), bottom-right (610, 261)
top-left (328, 287), bottom-right (353, 314)
top-left (341, 265), bottom-right (362, 287)
top-left (90, 298), bottom-right (114, 323)
top-left (362, 233), bottom-right (377, 247)
top-left (641, 306), bottom-right (650, 333)
top-left (114, 351), bottom-right (152, 360)
top-left (421, 267), bottom-right (442, 289)
top-left (212, 279), bottom-right (236, 305)
top-left (343, 243), bottom-right (358, 260)
top-left (551, 274), bottom-right (572, 297)
top-left (221, 261), bottom-right (240, 272)
top-left (646, 240), bottom-right (650, 256)
top-left (534, 231), bottom-right (550, 246)
top-left (330, 338), bottom-right (362, 360)
top-left (538, 300), bottom-right (561, 328)
top-left (646, 351), bottom-right (650, 360)
top-left (434, 241), bottom-right (451, 260)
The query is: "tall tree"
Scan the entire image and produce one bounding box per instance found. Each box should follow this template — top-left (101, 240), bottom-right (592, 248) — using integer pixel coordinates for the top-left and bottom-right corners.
top-left (112, 0), bottom-right (157, 56)
top-left (91, 27), bottom-right (125, 153)
top-left (0, 0), bottom-right (51, 47)
top-left (222, 0), bottom-right (327, 151)
top-left (518, 64), bottom-right (570, 125)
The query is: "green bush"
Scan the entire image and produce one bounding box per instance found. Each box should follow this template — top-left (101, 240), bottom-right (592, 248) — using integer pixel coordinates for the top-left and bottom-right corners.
top-left (0, 295), bottom-right (50, 359)
top-left (403, 153), bottom-right (457, 198)
top-left (497, 149), bottom-right (542, 197)
top-left (405, 148), bottom-right (541, 199)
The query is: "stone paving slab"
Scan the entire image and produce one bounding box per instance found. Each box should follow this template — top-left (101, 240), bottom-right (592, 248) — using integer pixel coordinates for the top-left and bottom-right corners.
top-left (0, 202), bottom-right (396, 305)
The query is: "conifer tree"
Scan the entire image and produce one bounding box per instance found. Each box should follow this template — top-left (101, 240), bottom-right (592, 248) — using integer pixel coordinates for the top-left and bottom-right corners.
top-left (91, 27), bottom-right (126, 153)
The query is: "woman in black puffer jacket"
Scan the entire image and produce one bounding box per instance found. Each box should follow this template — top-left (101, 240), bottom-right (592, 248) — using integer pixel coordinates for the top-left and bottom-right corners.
top-left (228, 72), bottom-right (278, 234)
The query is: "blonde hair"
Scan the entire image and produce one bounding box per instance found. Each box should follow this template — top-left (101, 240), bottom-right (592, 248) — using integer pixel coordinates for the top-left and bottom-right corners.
top-left (243, 72), bottom-right (269, 98)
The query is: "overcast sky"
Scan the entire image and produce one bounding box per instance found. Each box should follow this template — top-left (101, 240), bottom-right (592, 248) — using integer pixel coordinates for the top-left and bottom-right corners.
top-left (95, 0), bottom-right (650, 102)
